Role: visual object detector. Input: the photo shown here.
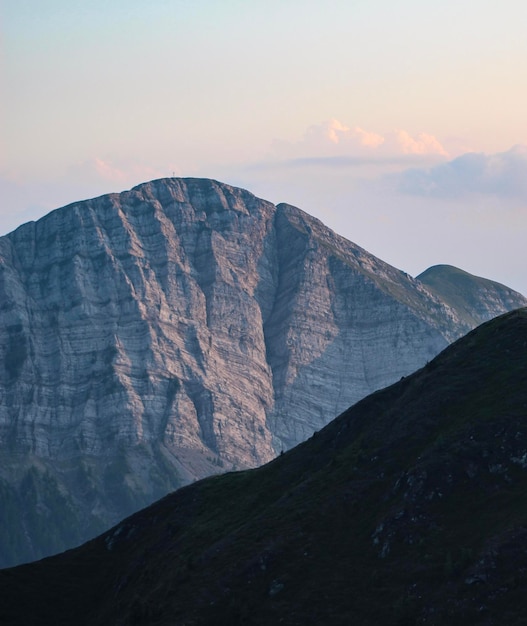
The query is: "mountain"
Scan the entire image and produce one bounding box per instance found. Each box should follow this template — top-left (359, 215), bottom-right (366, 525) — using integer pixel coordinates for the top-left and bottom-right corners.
top-left (2, 308), bottom-right (527, 625)
top-left (418, 264), bottom-right (526, 327)
top-left (0, 177), bottom-right (525, 568)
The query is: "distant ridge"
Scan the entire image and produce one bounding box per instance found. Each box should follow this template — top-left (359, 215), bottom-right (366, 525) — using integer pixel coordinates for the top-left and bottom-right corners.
top-left (2, 308), bottom-right (527, 625)
top-left (0, 177), bottom-right (525, 568)
top-left (418, 263), bottom-right (527, 326)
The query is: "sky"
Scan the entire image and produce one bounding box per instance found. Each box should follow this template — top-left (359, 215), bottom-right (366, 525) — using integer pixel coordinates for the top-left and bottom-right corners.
top-left (2, 0), bottom-right (527, 294)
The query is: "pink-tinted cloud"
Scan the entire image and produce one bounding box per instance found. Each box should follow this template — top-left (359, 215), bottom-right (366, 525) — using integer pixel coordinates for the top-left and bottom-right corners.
top-left (394, 130), bottom-right (449, 156)
top-left (318, 120), bottom-right (385, 148)
top-left (71, 158), bottom-right (174, 186)
top-left (0, 158), bottom-right (183, 236)
top-left (355, 126), bottom-right (385, 148)
top-left (92, 158), bottom-right (129, 183)
top-left (324, 119), bottom-right (351, 143)
top-left (272, 119), bottom-right (448, 162)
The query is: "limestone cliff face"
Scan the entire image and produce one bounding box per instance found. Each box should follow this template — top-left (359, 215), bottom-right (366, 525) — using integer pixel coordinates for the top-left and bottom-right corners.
top-left (0, 179), bottom-right (276, 473)
top-left (0, 178), bottom-right (525, 567)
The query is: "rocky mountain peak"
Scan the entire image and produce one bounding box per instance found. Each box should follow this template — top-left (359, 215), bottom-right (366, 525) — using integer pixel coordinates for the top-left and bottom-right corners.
top-left (0, 177), bottom-right (525, 567)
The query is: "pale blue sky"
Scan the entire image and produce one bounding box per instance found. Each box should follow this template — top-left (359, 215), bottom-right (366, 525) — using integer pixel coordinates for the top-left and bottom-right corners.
top-left (2, 0), bottom-right (527, 294)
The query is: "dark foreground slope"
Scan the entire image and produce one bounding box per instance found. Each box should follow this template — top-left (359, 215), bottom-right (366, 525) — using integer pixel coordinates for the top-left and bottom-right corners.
top-left (2, 308), bottom-right (527, 626)
top-left (3, 177), bottom-right (526, 569)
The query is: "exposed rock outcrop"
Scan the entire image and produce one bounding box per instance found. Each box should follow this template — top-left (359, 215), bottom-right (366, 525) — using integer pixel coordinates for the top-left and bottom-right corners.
top-left (3, 309), bottom-right (527, 625)
top-left (0, 177), bottom-right (525, 566)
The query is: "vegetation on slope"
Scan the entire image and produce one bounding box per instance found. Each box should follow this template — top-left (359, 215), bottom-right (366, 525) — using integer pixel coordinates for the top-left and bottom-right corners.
top-left (1, 309), bottom-right (527, 625)
top-left (418, 264), bottom-right (527, 326)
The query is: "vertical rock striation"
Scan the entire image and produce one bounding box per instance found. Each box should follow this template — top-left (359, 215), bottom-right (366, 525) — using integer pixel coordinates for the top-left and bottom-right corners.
top-left (0, 177), bottom-right (525, 566)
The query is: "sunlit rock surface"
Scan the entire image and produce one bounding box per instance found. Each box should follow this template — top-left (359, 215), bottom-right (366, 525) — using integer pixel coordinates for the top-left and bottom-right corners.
top-left (0, 177), bottom-right (525, 566)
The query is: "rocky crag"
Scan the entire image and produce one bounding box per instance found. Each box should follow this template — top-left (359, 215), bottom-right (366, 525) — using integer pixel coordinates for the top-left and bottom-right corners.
top-left (3, 308), bottom-right (527, 625)
top-left (0, 177), bottom-right (525, 567)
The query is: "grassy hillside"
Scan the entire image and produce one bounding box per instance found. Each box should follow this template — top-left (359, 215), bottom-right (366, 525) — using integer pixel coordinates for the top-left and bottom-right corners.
top-left (418, 264), bottom-right (527, 326)
top-left (2, 308), bottom-right (527, 625)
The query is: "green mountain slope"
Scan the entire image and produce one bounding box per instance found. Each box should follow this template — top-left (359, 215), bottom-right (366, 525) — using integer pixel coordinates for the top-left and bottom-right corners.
top-left (1, 180), bottom-right (526, 570)
top-left (1, 308), bottom-right (527, 625)
top-left (418, 264), bottom-right (527, 326)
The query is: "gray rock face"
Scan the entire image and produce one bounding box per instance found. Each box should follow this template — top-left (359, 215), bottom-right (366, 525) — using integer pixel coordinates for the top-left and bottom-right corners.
top-left (0, 177), bottom-right (525, 567)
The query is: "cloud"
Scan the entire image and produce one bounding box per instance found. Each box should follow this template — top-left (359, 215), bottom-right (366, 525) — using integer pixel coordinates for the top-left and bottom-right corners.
top-left (275, 119), bottom-right (377, 157)
top-left (324, 119), bottom-right (351, 144)
top-left (399, 145), bottom-right (527, 199)
top-left (68, 158), bottom-right (172, 186)
top-left (0, 158), bottom-right (182, 236)
top-left (248, 155), bottom-right (442, 172)
top-left (92, 158), bottom-right (129, 183)
top-left (355, 126), bottom-right (385, 148)
top-left (394, 130), bottom-right (449, 156)
top-left (316, 120), bottom-right (385, 148)
top-left (272, 119), bottom-right (448, 162)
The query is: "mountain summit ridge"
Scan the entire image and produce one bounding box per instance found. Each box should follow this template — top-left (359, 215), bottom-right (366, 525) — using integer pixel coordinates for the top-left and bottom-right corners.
top-left (418, 263), bottom-right (525, 326)
top-left (0, 177), bottom-right (525, 567)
